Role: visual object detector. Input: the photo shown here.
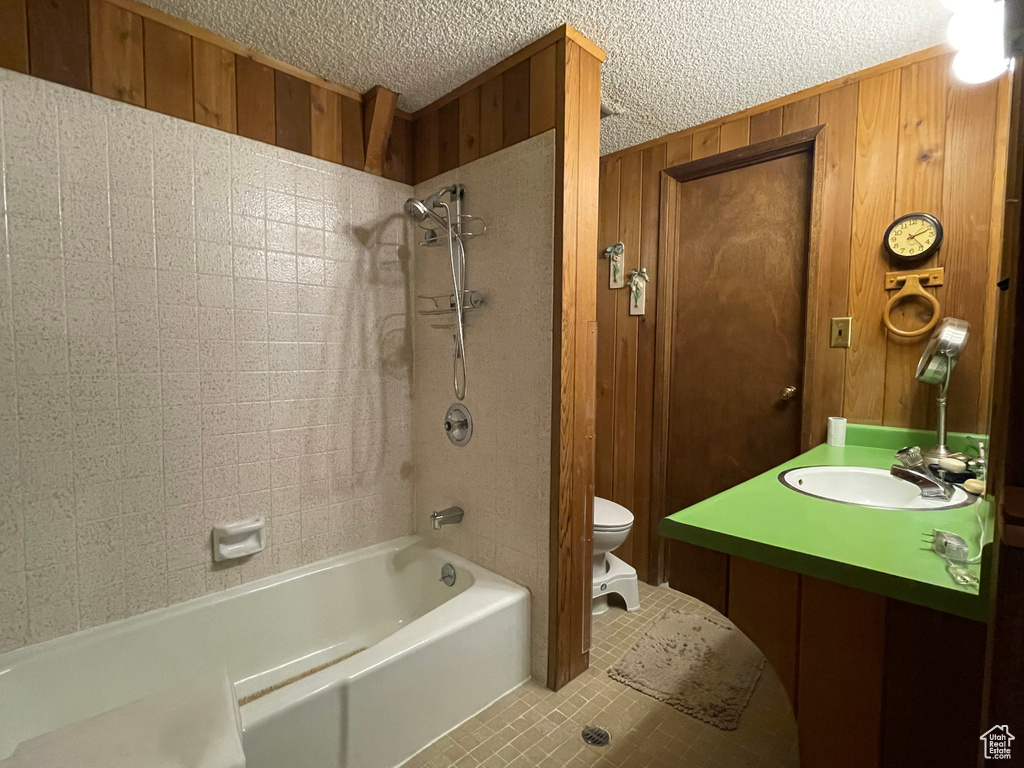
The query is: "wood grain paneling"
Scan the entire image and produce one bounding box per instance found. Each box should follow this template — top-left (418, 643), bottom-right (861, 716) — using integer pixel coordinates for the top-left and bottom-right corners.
top-left (479, 74), bottom-right (503, 158)
top-left (340, 95), bottom-right (365, 170)
top-left (719, 118), bottom-right (749, 151)
top-left (885, 57), bottom-right (946, 428)
top-left (844, 69), bottom-right (900, 424)
top-left (27, 0), bottom-right (91, 90)
top-left (437, 99), bottom-right (460, 173)
top-left (750, 106), bottom-right (783, 143)
top-left (612, 150), bottom-right (642, 566)
top-left (413, 109), bottom-right (439, 183)
top-left (503, 58), bottom-right (531, 147)
top-left (880, 600), bottom-right (986, 768)
top-left (143, 18), bottom-right (192, 120)
top-left (549, 36), bottom-right (603, 691)
top-left (941, 78), bottom-right (1000, 433)
top-left (235, 55), bottom-right (276, 144)
top-left (595, 158), bottom-right (620, 502)
top-left (274, 70), bottom-right (312, 155)
top-left (192, 38), bottom-right (235, 132)
top-left (362, 85), bottom-right (397, 176)
top-left (413, 40), bottom-right (565, 183)
top-left (383, 114), bottom-right (411, 184)
top-left (0, 0), bottom-right (30, 74)
top-left (310, 84), bottom-right (341, 164)
top-left (728, 557), bottom-right (800, 706)
top-left (798, 577), bottom-right (886, 768)
top-left (691, 126), bottom-right (720, 159)
top-left (458, 87), bottom-right (481, 166)
top-left (783, 95), bottom-right (819, 134)
top-left (807, 83), bottom-right (858, 444)
top-left (597, 49), bottom-right (1009, 584)
top-left (89, 0), bottom-right (144, 106)
top-left (530, 44), bottom-right (557, 136)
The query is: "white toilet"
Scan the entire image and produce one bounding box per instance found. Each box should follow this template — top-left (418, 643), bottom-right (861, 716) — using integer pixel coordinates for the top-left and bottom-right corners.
top-left (592, 497), bottom-right (641, 615)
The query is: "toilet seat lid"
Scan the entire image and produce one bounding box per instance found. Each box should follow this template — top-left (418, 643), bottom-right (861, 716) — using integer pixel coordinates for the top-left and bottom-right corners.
top-left (594, 497), bottom-right (633, 529)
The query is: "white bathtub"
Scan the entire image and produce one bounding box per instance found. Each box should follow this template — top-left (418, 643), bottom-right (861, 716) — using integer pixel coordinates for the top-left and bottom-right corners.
top-left (0, 536), bottom-right (530, 768)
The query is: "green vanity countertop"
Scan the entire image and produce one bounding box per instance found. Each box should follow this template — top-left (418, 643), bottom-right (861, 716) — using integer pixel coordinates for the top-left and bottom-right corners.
top-left (658, 424), bottom-right (993, 621)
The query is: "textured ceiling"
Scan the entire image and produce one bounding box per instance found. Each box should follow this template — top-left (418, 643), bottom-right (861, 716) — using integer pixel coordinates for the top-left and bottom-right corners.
top-left (146, 0), bottom-right (950, 154)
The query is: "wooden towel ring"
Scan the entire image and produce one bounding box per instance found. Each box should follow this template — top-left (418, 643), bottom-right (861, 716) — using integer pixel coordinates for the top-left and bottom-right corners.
top-left (883, 274), bottom-right (941, 338)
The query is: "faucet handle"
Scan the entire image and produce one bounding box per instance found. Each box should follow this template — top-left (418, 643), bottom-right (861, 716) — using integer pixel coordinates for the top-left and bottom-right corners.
top-left (896, 445), bottom-right (925, 468)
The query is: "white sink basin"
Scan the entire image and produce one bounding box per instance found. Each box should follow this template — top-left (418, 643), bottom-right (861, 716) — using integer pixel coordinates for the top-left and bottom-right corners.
top-left (779, 466), bottom-right (973, 510)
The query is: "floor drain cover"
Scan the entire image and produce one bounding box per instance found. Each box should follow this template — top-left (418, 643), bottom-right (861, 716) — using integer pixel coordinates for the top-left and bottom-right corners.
top-left (582, 725), bottom-right (610, 747)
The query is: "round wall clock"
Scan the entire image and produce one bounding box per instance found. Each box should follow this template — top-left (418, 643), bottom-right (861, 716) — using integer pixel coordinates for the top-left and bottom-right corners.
top-left (883, 212), bottom-right (943, 262)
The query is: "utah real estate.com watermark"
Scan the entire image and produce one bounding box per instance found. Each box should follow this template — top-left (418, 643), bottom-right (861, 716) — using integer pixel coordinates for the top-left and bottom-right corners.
top-left (981, 725), bottom-right (1015, 760)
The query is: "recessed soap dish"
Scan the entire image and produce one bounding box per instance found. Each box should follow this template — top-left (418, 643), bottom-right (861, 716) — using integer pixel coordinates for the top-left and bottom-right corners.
top-left (212, 518), bottom-right (266, 562)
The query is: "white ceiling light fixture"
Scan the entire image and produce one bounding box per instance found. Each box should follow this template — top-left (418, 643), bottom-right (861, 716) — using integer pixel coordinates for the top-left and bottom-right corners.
top-left (946, 0), bottom-right (1010, 83)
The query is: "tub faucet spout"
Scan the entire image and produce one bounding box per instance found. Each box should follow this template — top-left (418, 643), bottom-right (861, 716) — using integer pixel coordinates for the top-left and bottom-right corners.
top-left (430, 506), bottom-right (464, 530)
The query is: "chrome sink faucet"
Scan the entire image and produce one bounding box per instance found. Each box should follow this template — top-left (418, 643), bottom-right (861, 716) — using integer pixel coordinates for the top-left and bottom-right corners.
top-left (890, 446), bottom-right (955, 500)
top-left (430, 506), bottom-right (464, 530)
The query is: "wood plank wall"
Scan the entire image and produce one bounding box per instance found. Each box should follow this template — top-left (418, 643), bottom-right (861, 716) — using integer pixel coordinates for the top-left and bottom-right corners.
top-left (598, 47), bottom-right (1011, 582)
top-left (5, 0), bottom-right (413, 183)
top-left (409, 41), bottom-right (561, 183)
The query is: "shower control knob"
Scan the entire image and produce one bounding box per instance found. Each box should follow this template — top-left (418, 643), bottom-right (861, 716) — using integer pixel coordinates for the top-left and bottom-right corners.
top-left (780, 386), bottom-right (798, 401)
top-left (444, 404), bottom-right (473, 447)
top-left (445, 418), bottom-right (467, 432)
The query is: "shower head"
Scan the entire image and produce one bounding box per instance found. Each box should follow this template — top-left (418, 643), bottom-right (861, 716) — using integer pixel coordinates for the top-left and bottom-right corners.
top-left (403, 197), bottom-right (450, 229)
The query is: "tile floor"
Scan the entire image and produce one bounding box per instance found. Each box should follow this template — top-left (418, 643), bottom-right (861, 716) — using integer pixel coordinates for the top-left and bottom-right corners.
top-left (402, 583), bottom-right (799, 768)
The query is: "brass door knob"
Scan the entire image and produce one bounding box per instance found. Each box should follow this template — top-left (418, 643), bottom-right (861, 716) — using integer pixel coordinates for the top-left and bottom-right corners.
top-left (780, 386), bottom-right (798, 401)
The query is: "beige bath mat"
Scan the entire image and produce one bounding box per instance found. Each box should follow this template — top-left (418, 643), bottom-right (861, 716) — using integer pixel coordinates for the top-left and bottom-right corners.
top-left (608, 609), bottom-right (765, 730)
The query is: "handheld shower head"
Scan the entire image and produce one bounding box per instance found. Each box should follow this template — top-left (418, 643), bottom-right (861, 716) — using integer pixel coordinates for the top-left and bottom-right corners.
top-left (404, 197), bottom-right (451, 230)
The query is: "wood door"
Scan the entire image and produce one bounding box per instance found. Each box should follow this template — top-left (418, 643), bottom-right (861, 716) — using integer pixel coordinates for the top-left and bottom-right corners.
top-left (664, 151), bottom-right (812, 601)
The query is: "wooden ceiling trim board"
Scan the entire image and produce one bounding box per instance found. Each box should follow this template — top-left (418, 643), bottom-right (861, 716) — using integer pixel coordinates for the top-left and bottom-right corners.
top-left (940, 77), bottom-right (1000, 433)
top-left (192, 38), bottom-right (237, 132)
top-left (600, 44), bottom-right (952, 163)
top-left (0, 0), bottom-right (29, 74)
top-left (362, 85), bottom-right (398, 176)
top-left (103, 0), bottom-right (364, 101)
top-left (844, 69), bottom-right (901, 424)
top-left (89, 0), bottom-right (145, 106)
top-left (884, 55), bottom-right (948, 429)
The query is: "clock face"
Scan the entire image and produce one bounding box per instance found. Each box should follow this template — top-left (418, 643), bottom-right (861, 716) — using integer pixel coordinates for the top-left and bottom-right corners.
top-left (884, 213), bottom-right (943, 261)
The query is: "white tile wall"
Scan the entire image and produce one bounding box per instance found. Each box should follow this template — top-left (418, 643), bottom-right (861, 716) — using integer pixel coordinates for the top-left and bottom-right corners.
top-left (412, 133), bottom-right (556, 682)
top-left (0, 70), bottom-right (416, 651)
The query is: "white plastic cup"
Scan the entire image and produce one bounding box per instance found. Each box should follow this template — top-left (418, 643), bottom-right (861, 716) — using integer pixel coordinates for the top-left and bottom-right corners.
top-left (827, 417), bottom-right (847, 447)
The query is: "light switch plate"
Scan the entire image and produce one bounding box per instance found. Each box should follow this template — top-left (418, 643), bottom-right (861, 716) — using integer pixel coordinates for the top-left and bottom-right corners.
top-left (831, 317), bottom-right (852, 348)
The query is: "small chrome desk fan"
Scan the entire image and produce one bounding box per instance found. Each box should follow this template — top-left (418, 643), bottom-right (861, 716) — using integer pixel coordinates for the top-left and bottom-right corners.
top-left (916, 317), bottom-right (970, 463)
